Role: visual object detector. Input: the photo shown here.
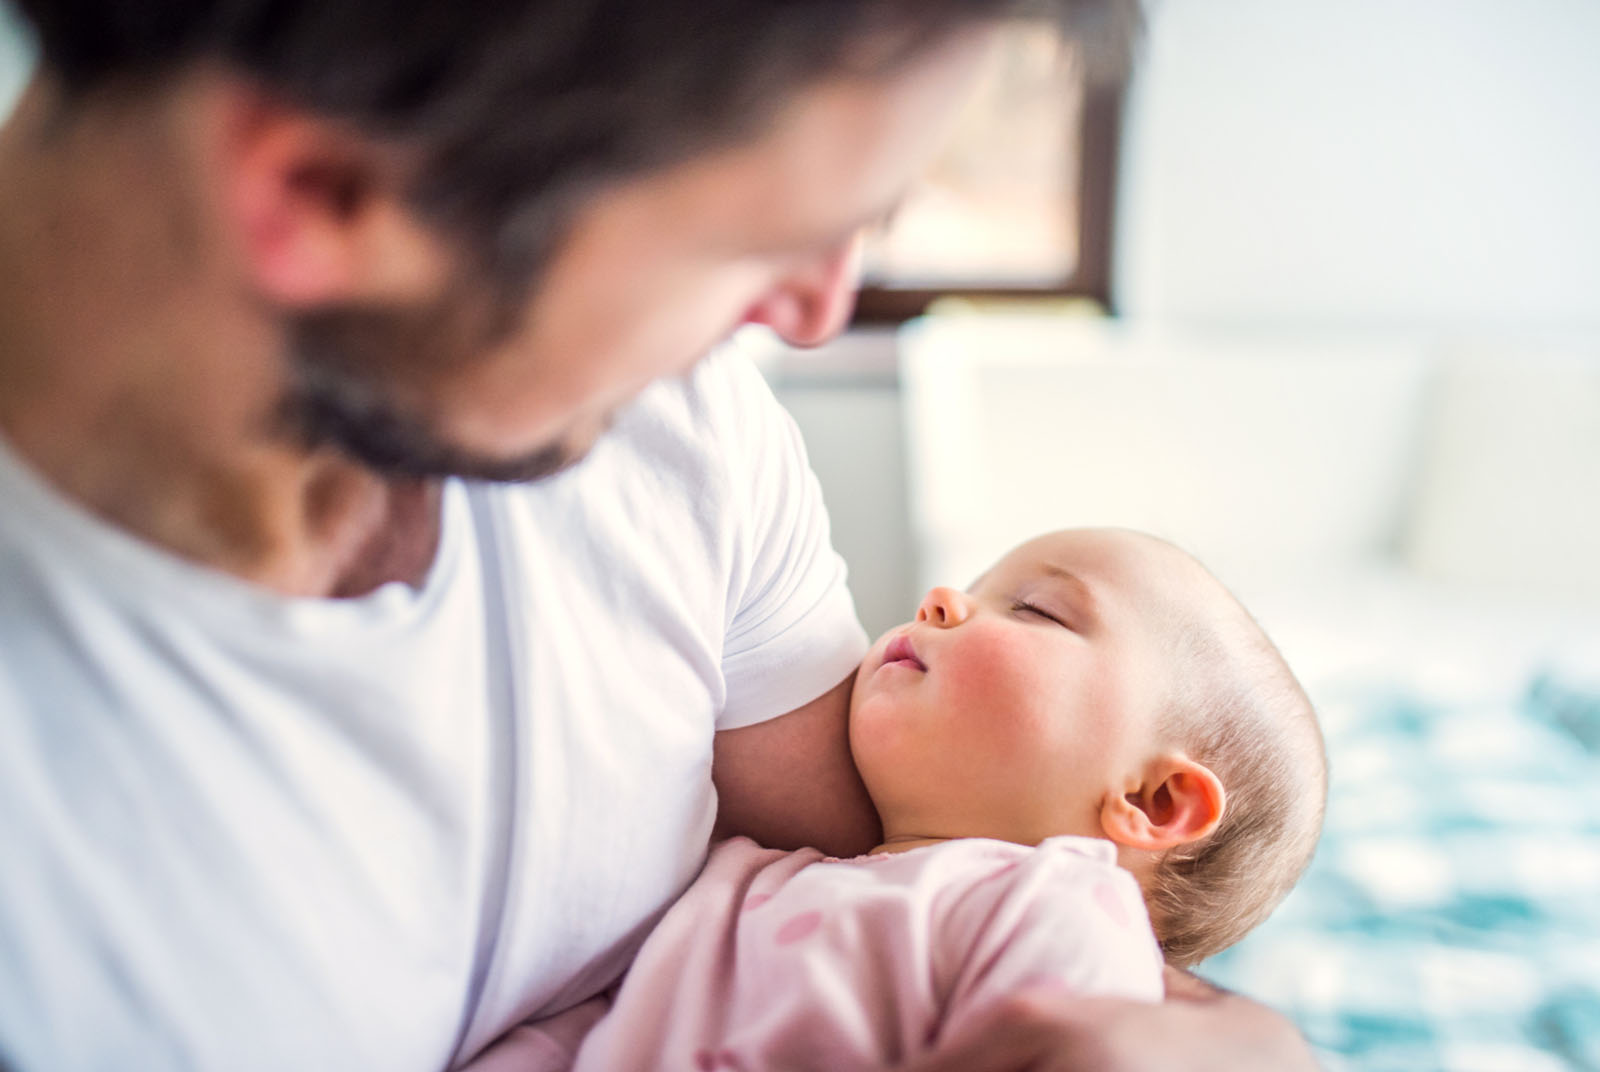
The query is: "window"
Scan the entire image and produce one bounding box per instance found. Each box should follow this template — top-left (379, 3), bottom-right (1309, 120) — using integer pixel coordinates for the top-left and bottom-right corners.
top-left (853, 21), bottom-right (1125, 322)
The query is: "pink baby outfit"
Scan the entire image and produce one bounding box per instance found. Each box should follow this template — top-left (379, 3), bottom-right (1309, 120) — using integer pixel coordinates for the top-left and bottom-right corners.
top-left (530, 834), bottom-right (1164, 1071)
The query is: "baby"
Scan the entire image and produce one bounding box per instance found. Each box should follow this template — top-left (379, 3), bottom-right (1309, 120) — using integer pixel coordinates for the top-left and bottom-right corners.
top-left (493, 528), bottom-right (1326, 1071)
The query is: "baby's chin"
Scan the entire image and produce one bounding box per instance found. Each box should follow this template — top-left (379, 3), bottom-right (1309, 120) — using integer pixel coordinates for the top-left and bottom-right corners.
top-left (845, 684), bottom-right (893, 746)
top-left (844, 689), bottom-right (922, 786)
top-left (845, 659), bottom-right (877, 717)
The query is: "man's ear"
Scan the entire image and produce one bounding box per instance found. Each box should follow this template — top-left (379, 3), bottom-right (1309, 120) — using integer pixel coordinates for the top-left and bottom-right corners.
top-left (1100, 755), bottom-right (1225, 852)
top-left (220, 86), bottom-right (452, 308)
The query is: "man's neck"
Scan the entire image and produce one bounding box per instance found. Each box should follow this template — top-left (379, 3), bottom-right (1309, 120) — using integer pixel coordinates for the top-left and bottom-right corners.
top-left (0, 355), bottom-right (446, 598)
top-left (0, 77), bottom-right (440, 598)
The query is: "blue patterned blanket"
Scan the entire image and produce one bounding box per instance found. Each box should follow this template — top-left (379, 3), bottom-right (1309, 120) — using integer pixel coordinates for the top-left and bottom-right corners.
top-left (1202, 673), bottom-right (1600, 1071)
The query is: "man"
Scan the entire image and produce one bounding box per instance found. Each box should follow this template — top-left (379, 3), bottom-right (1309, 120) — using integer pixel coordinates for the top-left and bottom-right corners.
top-left (0, 1), bottom-right (1315, 1068)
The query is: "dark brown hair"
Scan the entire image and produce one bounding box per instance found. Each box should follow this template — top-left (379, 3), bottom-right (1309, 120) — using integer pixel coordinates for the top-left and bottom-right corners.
top-left (15, 0), bottom-right (1137, 289)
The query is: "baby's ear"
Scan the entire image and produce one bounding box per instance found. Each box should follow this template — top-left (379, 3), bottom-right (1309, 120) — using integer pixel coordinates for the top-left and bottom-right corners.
top-left (1100, 755), bottom-right (1225, 851)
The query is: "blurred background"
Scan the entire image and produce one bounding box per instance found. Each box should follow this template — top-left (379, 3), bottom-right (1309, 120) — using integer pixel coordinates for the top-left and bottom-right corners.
top-left (4, 1), bottom-right (1597, 1067)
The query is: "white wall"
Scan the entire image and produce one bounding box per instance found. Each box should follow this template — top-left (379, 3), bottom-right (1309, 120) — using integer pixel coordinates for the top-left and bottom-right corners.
top-left (776, 380), bottom-right (916, 639)
top-left (1115, 0), bottom-right (1600, 333)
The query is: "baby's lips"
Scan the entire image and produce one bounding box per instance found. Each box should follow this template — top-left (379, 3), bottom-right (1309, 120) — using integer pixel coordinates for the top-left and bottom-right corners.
top-left (882, 634), bottom-right (926, 671)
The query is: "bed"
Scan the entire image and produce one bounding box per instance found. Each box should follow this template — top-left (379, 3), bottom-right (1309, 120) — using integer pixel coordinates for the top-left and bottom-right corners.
top-left (1207, 573), bottom-right (1600, 1071)
top-left (897, 314), bottom-right (1600, 1070)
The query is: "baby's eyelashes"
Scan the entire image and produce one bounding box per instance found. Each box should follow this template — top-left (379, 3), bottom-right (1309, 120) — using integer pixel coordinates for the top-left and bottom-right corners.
top-left (1011, 600), bottom-right (1071, 629)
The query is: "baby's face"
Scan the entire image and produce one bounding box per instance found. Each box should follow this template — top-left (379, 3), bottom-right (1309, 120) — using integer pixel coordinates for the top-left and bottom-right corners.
top-left (849, 529), bottom-right (1212, 847)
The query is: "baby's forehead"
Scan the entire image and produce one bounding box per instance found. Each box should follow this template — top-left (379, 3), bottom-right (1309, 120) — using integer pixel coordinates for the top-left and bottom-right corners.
top-left (977, 530), bottom-right (1183, 588)
top-left (976, 530), bottom-right (1235, 620)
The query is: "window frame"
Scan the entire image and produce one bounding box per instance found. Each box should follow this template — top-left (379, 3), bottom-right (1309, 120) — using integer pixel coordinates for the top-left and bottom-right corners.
top-left (850, 77), bottom-right (1126, 324)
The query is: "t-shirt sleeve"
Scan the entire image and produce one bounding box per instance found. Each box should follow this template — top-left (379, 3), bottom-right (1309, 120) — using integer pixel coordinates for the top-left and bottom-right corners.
top-left (710, 346), bottom-right (869, 731)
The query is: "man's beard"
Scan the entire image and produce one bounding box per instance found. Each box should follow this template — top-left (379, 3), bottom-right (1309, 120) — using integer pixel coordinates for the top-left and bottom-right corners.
top-left (275, 300), bottom-right (588, 484)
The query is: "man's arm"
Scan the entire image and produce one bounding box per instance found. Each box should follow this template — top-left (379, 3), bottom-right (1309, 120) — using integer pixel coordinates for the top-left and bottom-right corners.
top-left (710, 672), bottom-right (881, 857)
top-left (903, 966), bottom-right (1316, 1072)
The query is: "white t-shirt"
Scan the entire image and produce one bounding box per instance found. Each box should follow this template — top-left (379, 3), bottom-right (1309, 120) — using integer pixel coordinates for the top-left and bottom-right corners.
top-left (0, 346), bottom-right (868, 1072)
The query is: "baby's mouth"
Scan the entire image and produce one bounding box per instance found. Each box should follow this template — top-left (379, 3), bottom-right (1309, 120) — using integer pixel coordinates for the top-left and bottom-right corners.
top-left (882, 635), bottom-right (927, 672)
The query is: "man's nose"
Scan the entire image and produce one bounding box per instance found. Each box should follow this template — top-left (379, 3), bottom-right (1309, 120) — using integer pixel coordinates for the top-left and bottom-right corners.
top-left (742, 233), bottom-right (863, 347)
top-left (916, 586), bottom-right (971, 627)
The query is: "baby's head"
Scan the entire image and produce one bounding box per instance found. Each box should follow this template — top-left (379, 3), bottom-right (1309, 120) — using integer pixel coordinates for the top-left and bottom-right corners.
top-left (849, 528), bottom-right (1326, 966)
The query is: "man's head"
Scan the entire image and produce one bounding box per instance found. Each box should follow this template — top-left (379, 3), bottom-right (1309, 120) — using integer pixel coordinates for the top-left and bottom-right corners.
top-left (849, 528), bottom-right (1325, 965)
top-left (11, 0), bottom-right (1133, 481)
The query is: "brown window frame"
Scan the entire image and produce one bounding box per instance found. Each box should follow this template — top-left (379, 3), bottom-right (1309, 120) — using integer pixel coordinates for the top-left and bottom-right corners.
top-left (850, 78), bottom-right (1126, 325)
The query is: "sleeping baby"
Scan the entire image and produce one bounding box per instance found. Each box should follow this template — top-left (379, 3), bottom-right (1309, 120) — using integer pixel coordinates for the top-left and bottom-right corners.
top-left (486, 528), bottom-right (1327, 1071)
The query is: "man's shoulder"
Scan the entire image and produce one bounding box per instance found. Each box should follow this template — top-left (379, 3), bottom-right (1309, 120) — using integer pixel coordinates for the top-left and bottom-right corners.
top-left (614, 340), bottom-right (779, 453)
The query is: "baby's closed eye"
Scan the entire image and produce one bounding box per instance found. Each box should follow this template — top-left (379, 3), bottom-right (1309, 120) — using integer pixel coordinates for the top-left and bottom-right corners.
top-left (1011, 600), bottom-right (1071, 629)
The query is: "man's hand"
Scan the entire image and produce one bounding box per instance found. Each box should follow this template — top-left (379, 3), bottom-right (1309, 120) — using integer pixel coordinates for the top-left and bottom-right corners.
top-left (902, 966), bottom-right (1318, 1072)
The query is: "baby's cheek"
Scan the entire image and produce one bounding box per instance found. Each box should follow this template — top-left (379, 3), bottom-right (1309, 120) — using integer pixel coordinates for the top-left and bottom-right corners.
top-left (940, 630), bottom-right (1048, 712)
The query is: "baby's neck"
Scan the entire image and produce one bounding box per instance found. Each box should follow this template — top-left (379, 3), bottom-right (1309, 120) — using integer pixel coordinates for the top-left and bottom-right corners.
top-left (866, 835), bottom-right (952, 856)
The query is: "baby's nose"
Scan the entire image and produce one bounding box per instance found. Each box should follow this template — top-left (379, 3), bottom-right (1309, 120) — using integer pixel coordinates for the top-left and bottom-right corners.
top-left (916, 586), bottom-right (971, 627)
